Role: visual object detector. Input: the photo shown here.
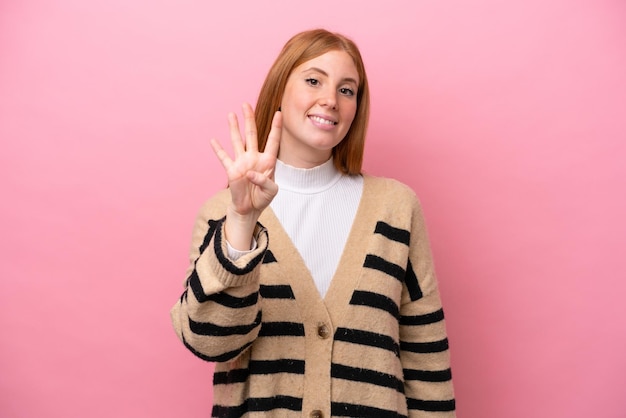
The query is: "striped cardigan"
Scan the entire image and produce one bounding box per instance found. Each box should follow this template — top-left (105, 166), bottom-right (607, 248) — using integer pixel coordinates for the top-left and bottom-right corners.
top-left (171, 175), bottom-right (456, 417)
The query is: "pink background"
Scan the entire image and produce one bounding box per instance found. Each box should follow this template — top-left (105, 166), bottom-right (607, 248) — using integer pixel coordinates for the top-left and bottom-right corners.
top-left (1, 0), bottom-right (625, 417)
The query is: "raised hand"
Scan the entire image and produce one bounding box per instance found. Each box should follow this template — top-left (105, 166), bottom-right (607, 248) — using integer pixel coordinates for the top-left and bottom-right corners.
top-left (210, 103), bottom-right (282, 250)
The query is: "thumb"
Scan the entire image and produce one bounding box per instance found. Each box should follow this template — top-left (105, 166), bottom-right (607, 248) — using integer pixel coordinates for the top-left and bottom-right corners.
top-left (246, 170), bottom-right (279, 197)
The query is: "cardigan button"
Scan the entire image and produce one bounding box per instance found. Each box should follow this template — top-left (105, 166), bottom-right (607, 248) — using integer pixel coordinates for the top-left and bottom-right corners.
top-left (310, 410), bottom-right (323, 418)
top-left (317, 323), bottom-right (330, 339)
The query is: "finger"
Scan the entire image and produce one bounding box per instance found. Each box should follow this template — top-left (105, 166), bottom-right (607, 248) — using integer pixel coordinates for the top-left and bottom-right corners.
top-left (263, 110), bottom-right (282, 159)
top-left (228, 112), bottom-right (245, 156)
top-left (243, 102), bottom-right (258, 153)
top-left (210, 138), bottom-right (233, 170)
top-left (246, 170), bottom-right (279, 196)
top-left (262, 165), bottom-right (275, 180)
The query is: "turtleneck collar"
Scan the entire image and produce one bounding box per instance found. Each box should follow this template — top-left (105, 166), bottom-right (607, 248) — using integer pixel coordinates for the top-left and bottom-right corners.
top-left (274, 158), bottom-right (342, 194)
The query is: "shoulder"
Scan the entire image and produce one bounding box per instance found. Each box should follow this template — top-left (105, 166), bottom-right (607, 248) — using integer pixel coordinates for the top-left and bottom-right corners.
top-left (362, 174), bottom-right (421, 205)
top-left (195, 188), bottom-right (232, 221)
top-left (360, 175), bottom-right (431, 241)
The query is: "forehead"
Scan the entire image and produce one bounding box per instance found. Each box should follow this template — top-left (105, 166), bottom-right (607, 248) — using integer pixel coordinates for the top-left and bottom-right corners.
top-left (293, 50), bottom-right (359, 83)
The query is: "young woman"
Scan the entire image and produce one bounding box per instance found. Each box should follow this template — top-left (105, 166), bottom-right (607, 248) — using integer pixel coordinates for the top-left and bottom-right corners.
top-left (171, 29), bottom-right (456, 418)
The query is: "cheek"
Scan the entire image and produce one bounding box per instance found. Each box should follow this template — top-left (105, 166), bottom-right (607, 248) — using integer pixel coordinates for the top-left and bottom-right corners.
top-left (343, 102), bottom-right (358, 126)
top-left (283, 92), bottom-right (309, 115)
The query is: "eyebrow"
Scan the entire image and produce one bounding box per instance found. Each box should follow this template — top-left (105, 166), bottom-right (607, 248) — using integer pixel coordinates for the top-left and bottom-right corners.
top-left (302, 67), bottom-right (359, 85)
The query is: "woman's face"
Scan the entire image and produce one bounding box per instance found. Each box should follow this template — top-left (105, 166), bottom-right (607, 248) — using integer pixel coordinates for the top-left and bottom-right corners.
top-left (278, 50), bottom-right (359, 168)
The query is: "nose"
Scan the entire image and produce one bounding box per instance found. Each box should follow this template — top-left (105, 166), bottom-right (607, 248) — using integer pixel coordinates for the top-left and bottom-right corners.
top-left (319, 87), bottom-right (337, 110)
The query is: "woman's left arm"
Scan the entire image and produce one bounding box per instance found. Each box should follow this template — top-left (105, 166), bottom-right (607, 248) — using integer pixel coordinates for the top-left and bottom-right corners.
top-left (399, 197), bottom-right (456, 418)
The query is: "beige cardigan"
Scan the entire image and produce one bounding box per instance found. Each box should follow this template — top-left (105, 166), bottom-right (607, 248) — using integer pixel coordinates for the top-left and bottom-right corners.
top-left (171, 175), bottom-right (456, 417)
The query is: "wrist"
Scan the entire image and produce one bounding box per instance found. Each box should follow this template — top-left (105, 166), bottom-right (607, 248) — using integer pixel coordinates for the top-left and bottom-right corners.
top-left (224, 206), bottom-right (259, 251)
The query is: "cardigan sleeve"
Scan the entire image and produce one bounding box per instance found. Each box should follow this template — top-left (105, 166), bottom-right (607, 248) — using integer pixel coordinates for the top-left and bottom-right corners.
top-left (170, 196), bottom-right (268, 362)
top-left (399, 195), bottom-right (456, 417)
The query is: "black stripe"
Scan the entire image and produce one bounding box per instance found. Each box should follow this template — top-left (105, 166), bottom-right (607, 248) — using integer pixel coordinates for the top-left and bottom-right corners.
top-left (214, 220), bottom-right (266, 275)
top-left (260, 284), bottom-right (295, 299)
top-left (214, 396), bottom-right (310, 417)
top-left (186, 218), bottom-right (220, 303)
top-left (182, 335), bottom-right (252, 363)
top-left (187, 218), bottom-right (265, 304)
top-left (335, 328), bottom-right (400, 356)
top-left (189, 311), bottom-right (262, 336)
top-left (350, 290), bottom-right (399, 319)
top-left (374, 221), bottom-right (410, 245)
top-left (213, 368), bottom-right (249, 385)
top-left (400, 309), bottom-right (445, 326)
top-left (332, 363), bottom-right (403, 392)
top-left (186, 218), bottom-right (221, 301)
top-left (250, 359), bottom-right (305, 375)
top-left (363, 254), bottom-right (405, 282)
top-left (212, 402), bottom-right (247, 418)
top-left (204, 291), bottom-right (258, 308)
top-left (403, 368), bottom-right (452, 382)
top-left (262, 249), bottom-right (277, 264)
top-left (249, 395), bottom-right (302, 412)
top-left (400, 338), bottom-right (449, 354)
top-left (259, 321), bottom-right (305, 337)
top-left (199, 219), bottom-right (220, 254)
top-left (188, 270), bottom-right (210, 303)
top-left (407, 398), bottom-right (456, 412)
top-left (331, 402), bottom-right (406, 418)
top-left (404, 259), bottom-right (423, 301)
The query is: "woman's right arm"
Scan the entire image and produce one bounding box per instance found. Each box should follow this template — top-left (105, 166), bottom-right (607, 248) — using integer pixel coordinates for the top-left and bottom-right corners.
top-left (170, 197), bottom-right (269, 362)
top-left (170, 103), bottom-right (282, 361)
top-left (212, 103), bottom-right (281, 250)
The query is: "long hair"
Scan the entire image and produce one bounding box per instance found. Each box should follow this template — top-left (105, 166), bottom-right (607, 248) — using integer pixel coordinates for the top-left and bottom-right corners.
top-left (255, 29), bottom-right (370, 175)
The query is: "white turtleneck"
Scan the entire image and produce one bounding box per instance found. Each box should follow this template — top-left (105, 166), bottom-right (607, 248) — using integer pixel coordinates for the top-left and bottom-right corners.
top-left (227, 158), bottom-right (363, 297)
top-left (269, 158), bottom-right (363, 297)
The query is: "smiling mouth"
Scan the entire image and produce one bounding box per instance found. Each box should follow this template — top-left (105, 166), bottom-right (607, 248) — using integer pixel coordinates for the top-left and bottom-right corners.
top-left (309, 115), bottom-right (337, 125)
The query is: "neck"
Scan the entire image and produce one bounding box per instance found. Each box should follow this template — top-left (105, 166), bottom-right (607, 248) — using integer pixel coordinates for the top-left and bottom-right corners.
top-left (274, 158), bottom-right (342, 193)
top-left (277, 144), bottom-right (332, 169)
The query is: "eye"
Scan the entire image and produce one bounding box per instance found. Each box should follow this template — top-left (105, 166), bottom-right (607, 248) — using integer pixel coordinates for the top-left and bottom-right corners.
top-left (305, 78), bottom-right (319, 86)
top-left (339, 87), bottom-right (355, 97)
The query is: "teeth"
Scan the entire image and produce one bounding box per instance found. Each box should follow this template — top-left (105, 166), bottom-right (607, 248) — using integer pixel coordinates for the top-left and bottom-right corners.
top-left (310, 115), bottom-right (336, 125)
